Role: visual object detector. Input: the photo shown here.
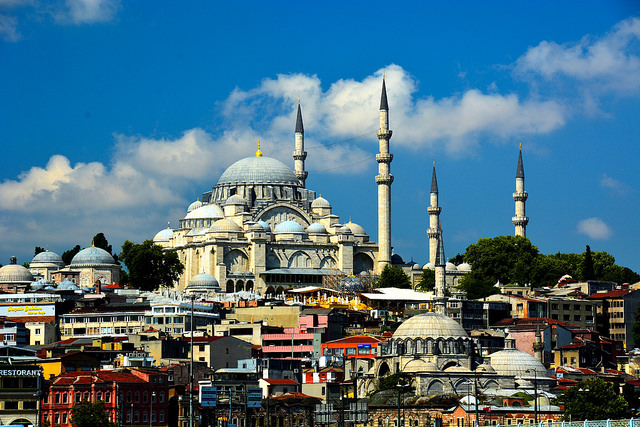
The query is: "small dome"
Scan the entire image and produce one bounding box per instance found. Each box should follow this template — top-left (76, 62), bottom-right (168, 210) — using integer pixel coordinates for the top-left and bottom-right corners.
top-left (185, 204), bottom-right (224, 220)
top-left (274, 221), bottom-right (305, 234)
top-left (337, 225), bottom-right (352, 234)
top-left (257, 220), bottom-right (271, 232)
top-left (444, 365), bottom-right (471, 373)
top-left (71, 247), bottom-right (116, 266)
top-left (391, 253), bottom-right (404, 264)
top-left (404, 359), bottom-right (438, 373)
top-left (30, 281), bottom-right (44, 290)
top-left (458, 262), bottom-right (472, 272)
top-left (345, 221), bottom-right (367, 236)
top-left (306, 222), bottom-right (327, 235)
top-left (423, 263), bottom-right (435, 270)
top-left (446, 262), bottom-right (458, 272)
top-left (0, 258), bottom-right (35, 284)
top-left (31, 250), bottom-right (65, 267)
top-left (412, 263), bottom-right (422, 271)
top-left (210, 219), bottom-right (243, 232)
top-left (311, 196), bottom-right (331, 209)
top-left (225, 195), bottom-right (248, 206)
top-left (393, 312), bottom-right (468, 340)
top-left (187, 273), bottom-right (221, 291)
top-left (187, 198), bottom-right (203, 213)
top-left (488, 348), bottom-right (547, 378)
top-left (57, 278), bottom-right (76, 290)
top-left (153, 227), bottom-right (174, 242)
top-left (475, 363), bottom-right (495, 373)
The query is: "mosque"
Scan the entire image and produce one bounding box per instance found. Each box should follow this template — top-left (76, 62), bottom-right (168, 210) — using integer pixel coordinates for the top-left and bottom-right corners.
top-left (153, 78), bottom-right (395, 295)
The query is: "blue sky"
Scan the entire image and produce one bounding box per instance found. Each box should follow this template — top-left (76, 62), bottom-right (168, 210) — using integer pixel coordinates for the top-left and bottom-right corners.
top-left (1, 1), bottom-right (639, 275)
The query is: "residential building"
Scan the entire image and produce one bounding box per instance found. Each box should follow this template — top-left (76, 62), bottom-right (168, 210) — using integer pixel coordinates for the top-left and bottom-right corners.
top-left (190, 336), bottom-right (252, 369)
top-left (0, 363), bottom-right (42, 427)
top-left (588, 289), bottom-right (640, 349)
top-left (59, 303), bottom-right (149, 338)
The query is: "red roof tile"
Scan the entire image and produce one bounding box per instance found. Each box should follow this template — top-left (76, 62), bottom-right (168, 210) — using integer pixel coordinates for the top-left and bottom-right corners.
top-left (262, 378), bottom-right (300, 385)
top-left (588, 289), bottom-right (633, 299)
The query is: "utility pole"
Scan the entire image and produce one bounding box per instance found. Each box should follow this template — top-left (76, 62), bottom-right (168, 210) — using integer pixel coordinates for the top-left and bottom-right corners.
top-left (190, 295), bottom-right (195, 427)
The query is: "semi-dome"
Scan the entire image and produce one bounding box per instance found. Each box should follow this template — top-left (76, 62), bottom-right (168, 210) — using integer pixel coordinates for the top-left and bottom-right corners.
top-left (404, 359), bottom-right (438, 373)
top-left (392, 312), bottom-right (468, 340)
top-left (345, 221), bottom-right (367, 236)
top-left (217, 156), bottom-right (300, 186)
top-left (257, 220), bottom-right (271, 232)
top-left (185, 204), bottom-right (224, 220)
top-left (153, 227), bottom-right (174, 242)
top-left (225, 195), bottom-right (248, 205)
top-left (274, 221), bottom-right (306, 234)
top-left (187, 198), bottom-right (203, 212)
top-left (337, 225), bottom-right (352, 234)
top-left (306, 222), bottom-right (327, 234)
top-left (186, 273), bottom-right (221, 292)
top-left (0, 257), bottom-right (34, 283)
top-left (210, 219), bottom-right (243, 232)
top-left (70, 247), bottom-right (116, 266)
top-left (311, 196), bottom-right (331, 209)
top-left (31, 250), bottom-right (65, 267)
top-left (488, 348), bottom-right (547, 378)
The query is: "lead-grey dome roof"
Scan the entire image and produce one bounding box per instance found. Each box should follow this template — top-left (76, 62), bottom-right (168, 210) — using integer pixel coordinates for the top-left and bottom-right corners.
top-left (217, 156), bottom-right (301, 186)
top-left (31, 250), bottom-right (65, 267)
top-left (71, 247), bottom-right (116, 266)
top-left (392, 312), bottom-right (468, 340)
top-left (187, 273), bottom-right (221, 291)
top-left (488, 348), bottom-right (547, 378)
top-left (0, 260), bottom-right (34, 284)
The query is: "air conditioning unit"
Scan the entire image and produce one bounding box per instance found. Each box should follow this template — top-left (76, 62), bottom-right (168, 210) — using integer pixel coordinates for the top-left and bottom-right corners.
top-left (293, 369), bottom-right (299, 374)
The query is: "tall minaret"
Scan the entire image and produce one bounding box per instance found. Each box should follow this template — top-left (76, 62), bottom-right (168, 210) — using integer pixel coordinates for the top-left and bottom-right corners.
top-left (376, 74), bottom-right (393, 272)
top-left (434, 225), bottom-right (447, 315)
top-left (512, 144), bottom-right (529, 237)
top-left (427, 162), bottom-right (442, 265)
top-left (293, 98), bottom-right (308, 187)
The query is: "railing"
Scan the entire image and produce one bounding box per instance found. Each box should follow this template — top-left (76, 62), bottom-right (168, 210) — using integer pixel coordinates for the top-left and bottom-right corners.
top-left (497, 419), bottom-right (640, 427)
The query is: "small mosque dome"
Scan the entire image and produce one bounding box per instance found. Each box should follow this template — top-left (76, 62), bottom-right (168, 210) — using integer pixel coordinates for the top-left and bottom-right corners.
top-left (187, 198), bottom-right (203, 213)
top-left (186, 273), bottom-right (220, 292)
top-left (391, 253), bottom-right (404, 264)
top-left (30, 281), bottom-right (44, 290)
top-left (225, 195), bottom-right (248, 206)
top-left (274, 221), bottom-right (306, 234)
top-left (446, 262), bottom-right (458, 272)
top-left (458, 262), bottom-right (472, 272)
top-left (311, 196), bottom-right (331, 209)
top-left (393, 312), bottom-right (468, 340)
top-left (488, 348), bottom-right (547, 378)
top-left (210, 219), bottom-right (243, 232)
top-left (71, 247), bottom-right (116, 266)
top-left (185, 204), bottom-right (224, 221)
top-left (306, 222), bottom-right (327, 235)
top-left (57, 278), bottom-right (77, 290)
top-left (153, 227), bottom-right (174, 242)
top-left (423, 262), bottom-right (435, 270)
top-left (475, 362), bottom-right (496, 373)
top-left (248, 222), bottom-right (264, 232)
top-left (404, 359), bottom-right (438, 373)
top-left (31, 250), bottom-right (65, 268)
top-left (412, 263), bottom-right (422, 271)
top-left (345, 221), bottom-right (367, 236)
top-left (257, 220), bottom-right (271, 232)
top-left (337, 225), bottom-right (353, 234)
top-left (0, 257), bottom-right (35, 284)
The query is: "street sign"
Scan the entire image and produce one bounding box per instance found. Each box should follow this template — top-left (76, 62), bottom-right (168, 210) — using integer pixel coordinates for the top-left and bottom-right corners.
top-left (201, 386), bottom-right (217, 407)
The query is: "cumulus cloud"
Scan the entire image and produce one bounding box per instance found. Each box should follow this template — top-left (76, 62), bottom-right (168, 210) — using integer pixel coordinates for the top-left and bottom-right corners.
top-left (577, 217), bottom-right (613, 240)
top-left (0, 14), bottom-right (20, 41)
top-left (515, 17), bottom-right (640, 94)
top-left (600, 173), bottom-right (632, 196)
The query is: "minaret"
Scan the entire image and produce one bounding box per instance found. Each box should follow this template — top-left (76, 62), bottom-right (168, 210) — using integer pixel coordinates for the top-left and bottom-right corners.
top-left (293, 98), bottom-right (308, 187)
top-left (434, 225), bottom-right (447, 315)
top-left (512, 144), bottom-right (529, 237)
top-left (376, 74), bottom-right (393, 272)
top-left (427, 162), bottom-right (442, 265)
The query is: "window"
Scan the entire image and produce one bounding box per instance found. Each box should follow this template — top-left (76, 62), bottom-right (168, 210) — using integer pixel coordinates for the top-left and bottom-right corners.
top-left (127, 392), bottom-right (132, 403)
top-left (143, 392), bottom-right (148, 403)
top-left (62, 393), bottom-right (68, 403)
top-left (55, 393), bottom-right (61, 404)
top-left (159, 412), bottom-right (165, 423)
top-left (135, 392), bottom-right (140, 403)
top-left (62, 413), bottom-right (68, 424)
top-left (574, 315), bottom-right (581, 321)
top-left (35, 328), bottom-right (42, 335)
top-left (346, 347), bottom-right (356, 355)
top-left (574, 305), bottom-right (581, 311)
top-left (4, 401), bottom-right (18, 410)
top-left (563, 304), bottom-right (570, 310)
top-left (551, 303), bottom-right (559, 310)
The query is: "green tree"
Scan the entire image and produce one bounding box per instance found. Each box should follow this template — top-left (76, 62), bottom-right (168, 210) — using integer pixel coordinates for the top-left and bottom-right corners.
top-left (34, 246), bottom-right (46, 256)
top-left (71, 400), bottom-right (114, 427)
top-left (416, 268), bottom-right (435, 292)
top-left (557, 377), bottom-right (632, 420)
top-left (377, 371), bottom-right (414, 392)
top-left (582, 245), bottom-right (595, 280)
top-left (92, 232), bottom-right (112, 255)
top-left (376, 264), bottom-right (411, 289)
top-left (61, 244), bottom-right (81, 266)
top-left (119, 240), bottom-right (184, 291)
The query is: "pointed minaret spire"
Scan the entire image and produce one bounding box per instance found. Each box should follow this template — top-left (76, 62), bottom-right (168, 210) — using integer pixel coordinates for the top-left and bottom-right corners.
top-left (376, 73), bottom-right (393, 272)
top-left (427, 161), bottom-right (442, 265)
top-left (293, 98), bottom-right (308, 187)
top-left (512, 143), bottom-right (529, 237)
top-left (434, 223), bottom-right (447, 315)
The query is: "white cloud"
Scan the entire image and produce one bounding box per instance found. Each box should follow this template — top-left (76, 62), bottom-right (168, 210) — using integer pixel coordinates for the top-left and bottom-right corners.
top-left (600, 173), bottom-right (632, 196)
top-left (53, 0), bottom-right (121, 25)
top-left (577, 217), bottom-right (613, 240)
top-left (515, 17), bottom-right (640, 94)
top-left (0, 13), bottom-right (20, 41)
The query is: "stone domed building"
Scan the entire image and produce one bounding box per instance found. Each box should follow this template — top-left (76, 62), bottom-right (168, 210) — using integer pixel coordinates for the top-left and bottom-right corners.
top-left (154, 80), bottom-right (395, 294)
top-left (366, 312), bottom-right (550, 398)
top-left (0, 256), bottom-right (35, 293)
top-left (29, 250), bottom-right (65, 281)
top-left (68, 246), bottom-right (120, 288)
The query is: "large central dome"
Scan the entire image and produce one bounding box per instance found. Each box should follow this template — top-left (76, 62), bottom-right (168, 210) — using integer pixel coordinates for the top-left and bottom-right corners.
top-left (392, 312), bottom-right (468, 340)
top-left (217, 156), bottom-right (301, 187)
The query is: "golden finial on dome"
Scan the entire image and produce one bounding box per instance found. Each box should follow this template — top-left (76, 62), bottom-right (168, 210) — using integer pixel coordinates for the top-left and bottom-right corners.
top-left (298, 97), bottom-right (300, 105)
top-left (255, 139), bottom-right (263, 157)
top-left (519, 142), bottom-right (522, 150)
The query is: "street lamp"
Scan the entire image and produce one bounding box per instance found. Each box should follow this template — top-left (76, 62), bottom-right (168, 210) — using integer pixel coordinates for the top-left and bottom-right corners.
top-left (150, 391), bottom-right (156, 427)
top-left (525, 369), bottom-right (538, 424)
top-left (395, 382), bottom-right (411, 427)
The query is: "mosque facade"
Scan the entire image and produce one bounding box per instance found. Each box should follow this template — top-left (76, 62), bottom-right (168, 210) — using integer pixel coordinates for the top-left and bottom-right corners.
top-left (154, 79), bottom-right (395, 295)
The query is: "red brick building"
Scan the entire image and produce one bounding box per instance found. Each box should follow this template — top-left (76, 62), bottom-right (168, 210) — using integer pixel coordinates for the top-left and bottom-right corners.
top-left (321, 335), bottom-right (385, 359)
top-left (41, 368), bottom-right (169, 427)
